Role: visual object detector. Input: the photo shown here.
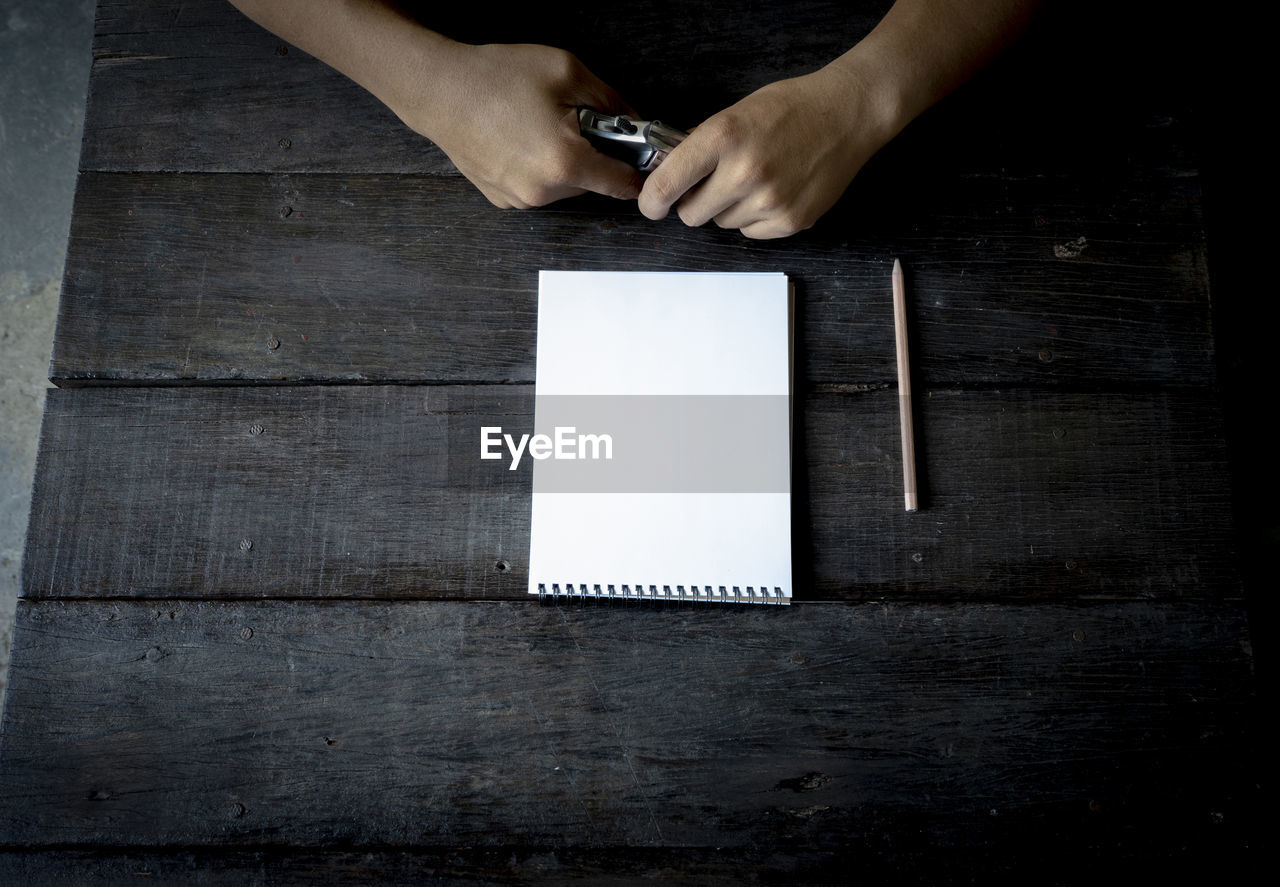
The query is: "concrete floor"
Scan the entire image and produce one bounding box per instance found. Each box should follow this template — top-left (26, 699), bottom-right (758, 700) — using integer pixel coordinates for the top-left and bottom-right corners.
top-left (0, 1), bottom-right (96, 711)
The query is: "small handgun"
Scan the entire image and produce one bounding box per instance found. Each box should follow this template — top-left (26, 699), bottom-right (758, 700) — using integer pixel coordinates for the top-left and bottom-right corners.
top-left (577, 108), bottom-right (688, 173)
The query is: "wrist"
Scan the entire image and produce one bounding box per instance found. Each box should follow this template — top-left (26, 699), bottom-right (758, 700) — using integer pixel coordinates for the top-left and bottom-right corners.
top-left (818, 50), bottom-right (911, 159)
top-left (364, 28), bottom-right (471, 141)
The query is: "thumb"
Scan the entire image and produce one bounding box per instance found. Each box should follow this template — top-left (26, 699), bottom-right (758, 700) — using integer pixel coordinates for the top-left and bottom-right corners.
top-left (569, 139), bottom-right (645, 200)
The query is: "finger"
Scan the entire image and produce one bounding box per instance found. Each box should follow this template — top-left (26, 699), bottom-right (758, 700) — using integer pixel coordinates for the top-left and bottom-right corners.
top-left (572, 93), bottom-right (637, 122)
top-left (548, 104), bottom-right (642, 200)
top-left (739, 218), bottom-right (795, 240)
top-left (711, 201), bottom-right (767, 232)
top-left (593, 88), bottom-right (638, 121)
top-left (473, 181), bottom-right (527, 210)
top-left (573, 59), bottom-right (639, 120)
top-left (637, 133), bottom-right (719, 220)
top-left (675, 173), bottom-right (747, 228)
top-left (568, 140), bottom-right (644, 200)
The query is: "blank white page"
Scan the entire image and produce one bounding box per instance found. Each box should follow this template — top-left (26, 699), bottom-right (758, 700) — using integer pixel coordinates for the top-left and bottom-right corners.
top-left (535, 271), bottom-right (791, 396)
top-left (528, 271), bottom-right (792, 604)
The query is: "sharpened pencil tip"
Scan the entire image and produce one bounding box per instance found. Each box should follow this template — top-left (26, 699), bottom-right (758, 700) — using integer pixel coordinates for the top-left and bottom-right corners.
top-left (893, 258), bottom-right (902, 274)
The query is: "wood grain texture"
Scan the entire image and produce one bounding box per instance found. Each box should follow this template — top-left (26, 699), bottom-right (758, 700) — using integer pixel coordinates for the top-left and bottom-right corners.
top-left (79, 1), bottom-right (1203, 180)
top-left (0, 845), bottom-right (1257, 884)
top-left (60, 1), bottom-right (1215, 390)
top-left (51, 169), bottom-right (1211, 387)
top-left (21, 386), bottom-right (1236, 602)
top-left (0, 847), bottom-right (1252, 887)
top-left (0, 848), bottom-right (934, 886)
top-left (78, 0), bottom-right (893, 174)
top-left (0, 599), bottom-right (1256, 860)
top-left (6, 1), bottom-right (1248, 878)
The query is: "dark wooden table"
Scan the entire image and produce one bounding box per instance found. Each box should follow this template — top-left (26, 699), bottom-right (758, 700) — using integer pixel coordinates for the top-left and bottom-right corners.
top-left (0, 1), bottom-right (1258, 881)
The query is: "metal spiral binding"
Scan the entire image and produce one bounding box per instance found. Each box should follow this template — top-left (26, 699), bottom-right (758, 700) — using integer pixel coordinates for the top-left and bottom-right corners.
top-left (535, 582), bottom-right (788, 605)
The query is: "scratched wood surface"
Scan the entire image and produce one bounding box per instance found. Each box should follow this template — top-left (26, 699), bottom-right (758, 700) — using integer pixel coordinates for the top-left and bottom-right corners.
top-left (51, 169), bottom-right (1212, 388)
top-left (78, 0), bottom-right (1200, 178)
top-left (55, 1), bottom-right (1212, 388)
top-left (1, 0), bottom-right (1255, 880)
top-left (0, 844), bottom-right (1255, 886)
top-left (20, 385), bottom-right (1235, 602)
top-left (0, 601), bottom-right (1256, 864)
top-left (74, 0), bottom-right (891, 174)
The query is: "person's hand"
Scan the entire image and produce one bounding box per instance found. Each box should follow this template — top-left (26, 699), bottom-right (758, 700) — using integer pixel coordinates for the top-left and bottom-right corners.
top-left (638, 64), bottom-right (897, 239)
top-left (229, 0), bottom-right (1037, 226)
top-left (400, 43), bottom-right (644, 209)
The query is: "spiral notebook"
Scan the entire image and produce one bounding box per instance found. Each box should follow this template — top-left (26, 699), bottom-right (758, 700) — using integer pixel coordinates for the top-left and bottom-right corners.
top-left (528, 270), bottom-right (793, 604)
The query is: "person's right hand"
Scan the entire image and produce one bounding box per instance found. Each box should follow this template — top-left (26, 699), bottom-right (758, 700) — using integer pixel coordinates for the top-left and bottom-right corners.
top-left (638, 66), bottom-right (891, 239)
top-left (400, 43), bottom-right (644, 209)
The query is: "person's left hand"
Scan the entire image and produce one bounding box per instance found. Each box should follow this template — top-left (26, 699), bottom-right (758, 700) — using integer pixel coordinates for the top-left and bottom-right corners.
top-left (637, 65), bottom-right (893, 239)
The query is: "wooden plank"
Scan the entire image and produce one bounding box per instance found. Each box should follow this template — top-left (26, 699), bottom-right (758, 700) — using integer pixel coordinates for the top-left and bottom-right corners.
top-left (21, 386), bottom-right (1237, 602)
top-left (0, 599), bottom-right (1255, 858)
top-left (0, 839), bottom-right (1258, 885)
top-left (79, 1), bottom-right (1202, 179)
top-left (78, 0), bottom-right (891, 174)
top-left (21, 386), bottom-right (528, 600)
top-left (51, 169), bottom-right (1212, 387)
top-left (0, 848), bottom-right (909, 885)
top-left (0, 849), bottom-right (841, 887)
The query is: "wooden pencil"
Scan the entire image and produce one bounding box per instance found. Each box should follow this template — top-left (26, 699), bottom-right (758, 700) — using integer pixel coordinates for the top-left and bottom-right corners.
top-left (892, 258), bottom-right (918, 512)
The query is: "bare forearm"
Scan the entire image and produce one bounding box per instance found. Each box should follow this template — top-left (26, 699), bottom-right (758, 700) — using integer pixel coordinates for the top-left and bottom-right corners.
top-left (226, 1), bottom-right (462, 133)
top-left (833, 0), bottom-right (1040, 140)
top-left (226, 1), bottom-right (641, 207)
top-left (639, 0), bottom-right (1040, 238)
top-left (227, 0), bottom-right (1039, 231)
